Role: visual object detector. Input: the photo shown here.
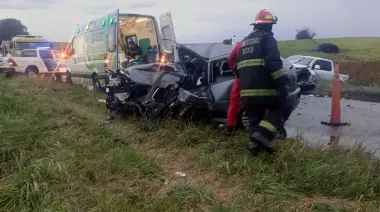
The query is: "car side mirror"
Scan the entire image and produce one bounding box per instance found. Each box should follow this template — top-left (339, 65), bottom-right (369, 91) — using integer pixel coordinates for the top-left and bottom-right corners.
top-left (314, 65), bottom-right (321, 70)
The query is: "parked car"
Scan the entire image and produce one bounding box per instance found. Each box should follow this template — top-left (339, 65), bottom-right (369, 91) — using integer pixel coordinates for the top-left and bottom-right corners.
top-left (286, 55), bottom-right (349, 83)
top-left (102, 42), bottom-right (302, 129)
top-left (0, 47), bottom-right (66, 77)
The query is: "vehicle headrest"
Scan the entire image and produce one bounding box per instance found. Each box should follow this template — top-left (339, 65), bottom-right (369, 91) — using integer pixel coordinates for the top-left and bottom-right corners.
top-left (221, 61), bottom-right (230, 71)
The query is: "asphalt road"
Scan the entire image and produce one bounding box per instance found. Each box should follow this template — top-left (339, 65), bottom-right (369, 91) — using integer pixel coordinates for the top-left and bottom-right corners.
top-left (285, 96), bottom-right (380, 157)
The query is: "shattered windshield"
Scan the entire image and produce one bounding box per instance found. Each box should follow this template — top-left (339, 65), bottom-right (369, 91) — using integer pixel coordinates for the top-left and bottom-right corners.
top-left (162, 39), bottom-right (207, 76)
top-left (293, 57), bottom-right (313, 66)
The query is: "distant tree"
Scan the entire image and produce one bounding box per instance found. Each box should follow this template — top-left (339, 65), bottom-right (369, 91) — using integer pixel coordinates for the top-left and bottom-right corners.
top-left (0, 18), bottom-right (29, 43)
top-left (295, 28), bottom-right (316, 40)
top-left (223, 38), bottom-right (232, 45)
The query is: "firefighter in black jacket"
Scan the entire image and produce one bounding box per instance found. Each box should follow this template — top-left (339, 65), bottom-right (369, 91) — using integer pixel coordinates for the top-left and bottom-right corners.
top-left (235, 9), bottom-right (289, 155)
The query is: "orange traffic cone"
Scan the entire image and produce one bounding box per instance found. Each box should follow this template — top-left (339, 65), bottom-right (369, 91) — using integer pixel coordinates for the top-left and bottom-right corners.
top-left (321, 64), bottom-right (350, 127)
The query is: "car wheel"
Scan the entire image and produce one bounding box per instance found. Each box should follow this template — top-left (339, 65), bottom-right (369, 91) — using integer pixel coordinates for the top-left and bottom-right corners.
top-left (92, 75), bottom-right (101, 91)
top-left (26, 67), bottom-right (38, 78)
top-left (65, 71), bottom-right (72, 84)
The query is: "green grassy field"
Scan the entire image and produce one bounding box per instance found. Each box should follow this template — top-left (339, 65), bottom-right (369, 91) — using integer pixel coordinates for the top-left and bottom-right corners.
top-left (1, 76), bottom-right (380, 211)
top-left (278, 37), bottom-right (380, 62)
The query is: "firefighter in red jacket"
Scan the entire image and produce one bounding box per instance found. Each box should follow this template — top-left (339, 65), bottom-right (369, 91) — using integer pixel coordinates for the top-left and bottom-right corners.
top-left (225, 41), bottom-right (243, 134)
top-left (235, 9), bottom-right (289, 155)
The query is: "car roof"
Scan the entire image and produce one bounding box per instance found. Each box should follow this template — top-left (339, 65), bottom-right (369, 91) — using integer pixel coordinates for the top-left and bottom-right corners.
top-left (184, 43), bottom-right (288, 61)
top-left (182, 43), bottom-right (234, 59)
top-left (288, 55), bottom-right (326, 60)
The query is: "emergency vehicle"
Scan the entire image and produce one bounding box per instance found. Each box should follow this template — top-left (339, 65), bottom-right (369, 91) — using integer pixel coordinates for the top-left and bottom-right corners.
top-left (66, 9), bottom-right (176, 90)
top-left (1, 35), bottom-right (52, 57)
top-left (0, 47), bottom-right (66, 77)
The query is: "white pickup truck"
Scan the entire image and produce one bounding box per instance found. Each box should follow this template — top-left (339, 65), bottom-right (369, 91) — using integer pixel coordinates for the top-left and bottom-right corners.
top-left (286, 55), bottom-right (350, 83)
top-left (0, 47), bottom-right (66, 77)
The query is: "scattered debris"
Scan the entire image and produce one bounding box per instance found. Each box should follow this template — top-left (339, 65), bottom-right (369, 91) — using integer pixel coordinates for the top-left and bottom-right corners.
top-left (175, 172), bottom-right (186, 177)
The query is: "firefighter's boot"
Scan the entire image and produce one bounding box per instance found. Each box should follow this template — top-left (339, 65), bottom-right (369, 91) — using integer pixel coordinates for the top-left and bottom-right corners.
top-left (277, 126), bottom-right (287, 140)
top-left (250, 132), bottom-right (276, 153)
top-left (248, 141), bottom-right (264, 156)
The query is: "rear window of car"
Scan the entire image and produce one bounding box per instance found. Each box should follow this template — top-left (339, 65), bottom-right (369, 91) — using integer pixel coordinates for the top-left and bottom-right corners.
top-left (21, 50), bottom-right (37, 57)
top-left (39, 50), bottom-right (54, 59)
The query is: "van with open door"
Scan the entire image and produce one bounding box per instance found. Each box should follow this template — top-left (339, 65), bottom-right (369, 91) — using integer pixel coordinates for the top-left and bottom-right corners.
top-left (66, 9), bottom-right (176, 90)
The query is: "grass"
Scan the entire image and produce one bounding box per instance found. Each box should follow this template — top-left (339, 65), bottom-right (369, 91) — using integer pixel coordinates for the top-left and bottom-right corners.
top-left (1, 76), bottom-right (380, 211)
top-left (278, 37), bottom-right (380, 62)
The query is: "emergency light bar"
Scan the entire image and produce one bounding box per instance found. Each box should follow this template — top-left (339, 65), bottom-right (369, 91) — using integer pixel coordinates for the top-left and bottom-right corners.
top-left (14, 35), bottom-right (43, 38)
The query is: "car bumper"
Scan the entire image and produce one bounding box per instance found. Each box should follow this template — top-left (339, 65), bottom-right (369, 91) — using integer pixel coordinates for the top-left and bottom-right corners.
top-left (0, 68), bottom-right (16, 73)
top-left (299, 82), bottom-right (316, 92)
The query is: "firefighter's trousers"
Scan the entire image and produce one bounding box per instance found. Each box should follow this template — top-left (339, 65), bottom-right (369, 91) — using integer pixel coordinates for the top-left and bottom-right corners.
top-left (244, 98), bottom-right (289, 143)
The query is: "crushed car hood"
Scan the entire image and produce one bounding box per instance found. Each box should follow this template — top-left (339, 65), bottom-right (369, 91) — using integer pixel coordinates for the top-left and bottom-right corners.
top-left (292, 64), bottom-right (308, 69)
top-left (125, 63), bottom-right (186, 88)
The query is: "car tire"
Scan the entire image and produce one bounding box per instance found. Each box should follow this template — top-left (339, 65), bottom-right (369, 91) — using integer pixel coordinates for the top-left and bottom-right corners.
top-left (26, 67), bottom-right (39, 78)
top-left (4, 70), bottom-right (13, 78)
top-left (92, 74), bottom-right (102, 91)
top-left (65, 71), bottom-right (72, 84)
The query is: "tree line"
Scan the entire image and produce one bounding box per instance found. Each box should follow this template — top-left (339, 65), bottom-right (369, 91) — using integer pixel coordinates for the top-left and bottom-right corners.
top-left (223, 28), bottom-right (316, 44)
top-left (0, 18), bottom-right (29, 43)
top-left (0, 18), bottom-right (317, 45)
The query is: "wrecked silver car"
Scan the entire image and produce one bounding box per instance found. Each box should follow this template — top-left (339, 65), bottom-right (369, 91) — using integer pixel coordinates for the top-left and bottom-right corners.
top-left (104, 41), bottom-right (301, 128)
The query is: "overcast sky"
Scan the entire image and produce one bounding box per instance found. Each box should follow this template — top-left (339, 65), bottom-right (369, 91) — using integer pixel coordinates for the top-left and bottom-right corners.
top-left (0, 0), bottom-right (379, 43)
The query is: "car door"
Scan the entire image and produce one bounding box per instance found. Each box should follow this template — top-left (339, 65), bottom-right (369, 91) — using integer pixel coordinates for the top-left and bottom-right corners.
top-left (20, 50), bottom-right (39, 70)
top-left (159, 12), bottom-right (177, 63)
top-left (311, 59), bottom-right (333, 81)
top-left (209, 57), bottom-right (234, 112)
top-left (107, 9), bottom-right (119, 71)
top-left (38, 48), bottom-right (57, 72)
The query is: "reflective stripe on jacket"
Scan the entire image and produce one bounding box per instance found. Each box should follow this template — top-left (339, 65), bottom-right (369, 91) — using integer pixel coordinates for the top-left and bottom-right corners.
top-left (235, 29), bottom-right (289, 99)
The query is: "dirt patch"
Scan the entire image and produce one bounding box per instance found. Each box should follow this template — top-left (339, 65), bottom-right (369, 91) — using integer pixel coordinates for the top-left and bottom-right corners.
top-left (132, 144), bottom-right (238, 203)
top-left (339, 61), bottom-right (380, 86)
top-left (292, 196), bottom-right (361, 211)
top-left (314, 89), bottom-right (380, 103)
